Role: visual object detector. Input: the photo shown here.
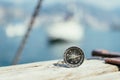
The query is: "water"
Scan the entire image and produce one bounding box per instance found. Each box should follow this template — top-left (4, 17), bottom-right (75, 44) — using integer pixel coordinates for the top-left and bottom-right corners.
top-left (0, 0), bottom-right (120, 66)
top-left (0, 26), bottom-right (120, 66)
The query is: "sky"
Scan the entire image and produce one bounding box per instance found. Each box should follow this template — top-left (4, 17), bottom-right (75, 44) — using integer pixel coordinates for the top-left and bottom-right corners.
top-left (80, 0), bottom-right (120, 10)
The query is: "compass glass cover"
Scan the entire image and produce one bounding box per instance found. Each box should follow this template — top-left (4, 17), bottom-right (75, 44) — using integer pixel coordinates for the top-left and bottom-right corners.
top-left (64, 46), bottom-right (84, 67)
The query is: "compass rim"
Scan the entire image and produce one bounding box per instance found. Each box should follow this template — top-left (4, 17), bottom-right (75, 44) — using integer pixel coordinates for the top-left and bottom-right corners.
top-left (64, 46), bottom-right (84, 68)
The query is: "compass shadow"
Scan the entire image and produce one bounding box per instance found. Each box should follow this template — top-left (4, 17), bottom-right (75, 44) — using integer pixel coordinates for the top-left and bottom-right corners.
top-left (53, 63), bottom-right (69, 68)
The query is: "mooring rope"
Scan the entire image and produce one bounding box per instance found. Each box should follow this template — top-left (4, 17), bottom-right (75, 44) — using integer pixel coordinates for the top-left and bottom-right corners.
top-left (12, 0), bottom-right (43, 65)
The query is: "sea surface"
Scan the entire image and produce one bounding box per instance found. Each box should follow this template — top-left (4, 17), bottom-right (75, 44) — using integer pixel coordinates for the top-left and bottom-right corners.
top-left (0, 26), bottom-right (120, 66)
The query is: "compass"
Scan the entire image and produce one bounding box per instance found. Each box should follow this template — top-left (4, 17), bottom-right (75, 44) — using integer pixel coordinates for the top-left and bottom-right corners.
top-left (64, 46), bottom-right (84, 67)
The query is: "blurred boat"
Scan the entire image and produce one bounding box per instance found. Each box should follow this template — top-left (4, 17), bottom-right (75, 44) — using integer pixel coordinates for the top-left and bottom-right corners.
top-left (47, 19), bottom-right (84, 44)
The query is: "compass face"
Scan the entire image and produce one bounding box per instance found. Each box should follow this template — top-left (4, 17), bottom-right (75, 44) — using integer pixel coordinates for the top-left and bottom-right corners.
top-left (64, 46), bottom-right (84, 67)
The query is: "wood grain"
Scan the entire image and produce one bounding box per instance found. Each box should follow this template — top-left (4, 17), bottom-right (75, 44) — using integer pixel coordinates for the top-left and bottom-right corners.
top-left (0, 60), bottom-right (119, 80)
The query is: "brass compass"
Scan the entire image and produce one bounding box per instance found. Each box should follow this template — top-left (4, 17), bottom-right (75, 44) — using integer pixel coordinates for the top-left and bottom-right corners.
top-left (64, 46), bottom-right (84, 67)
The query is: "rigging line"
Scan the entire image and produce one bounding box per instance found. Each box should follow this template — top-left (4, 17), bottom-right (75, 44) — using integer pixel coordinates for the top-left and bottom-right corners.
top-left (12, 0), bottom-right (43, 65)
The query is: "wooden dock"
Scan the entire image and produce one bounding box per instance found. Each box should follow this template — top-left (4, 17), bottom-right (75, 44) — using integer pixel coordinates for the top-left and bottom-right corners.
top-left (0, 59), bottom-right (119, 80)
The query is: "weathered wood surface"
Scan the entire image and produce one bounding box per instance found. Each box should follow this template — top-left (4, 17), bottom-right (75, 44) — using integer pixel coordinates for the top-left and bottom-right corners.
top-left (0, 59), bottom-right (119, 80)
top-left (81, 72), bottom-right (120, 80)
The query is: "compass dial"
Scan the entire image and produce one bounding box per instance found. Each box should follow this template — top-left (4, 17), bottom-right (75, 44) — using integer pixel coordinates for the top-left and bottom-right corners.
top-left (64, 46), bottom-right (84, 67)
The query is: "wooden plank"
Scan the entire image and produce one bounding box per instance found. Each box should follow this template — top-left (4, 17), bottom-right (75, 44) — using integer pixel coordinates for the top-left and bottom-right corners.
top-left (81, 72), bottom-right (120, 80)
top-left (0, 60), bottom-right (119, 80)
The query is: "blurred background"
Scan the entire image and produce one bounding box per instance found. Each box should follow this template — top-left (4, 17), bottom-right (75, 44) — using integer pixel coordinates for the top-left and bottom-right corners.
top-left (0, 0), bottom-right (120, 66)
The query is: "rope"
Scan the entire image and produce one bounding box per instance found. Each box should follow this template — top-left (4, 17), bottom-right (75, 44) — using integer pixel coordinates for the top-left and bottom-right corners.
top-left (12, 0), bottom-right (43, 65)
